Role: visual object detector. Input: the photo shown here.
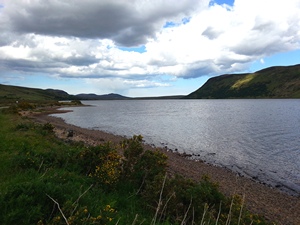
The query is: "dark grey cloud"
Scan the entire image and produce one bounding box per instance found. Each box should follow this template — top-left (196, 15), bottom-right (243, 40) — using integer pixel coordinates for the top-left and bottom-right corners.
top-left (0, 53), bottom-right (98, 76)
top-left (0, 58), bottom-right (64, 73)
top-left (3, 0), bottom-right (200, 47)
top-left (60, 56), bottom-right (98, 67)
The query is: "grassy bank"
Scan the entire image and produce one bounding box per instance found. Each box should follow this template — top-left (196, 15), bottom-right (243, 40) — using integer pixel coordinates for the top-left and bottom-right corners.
top-left (0, 108), bottom-right (272, 225)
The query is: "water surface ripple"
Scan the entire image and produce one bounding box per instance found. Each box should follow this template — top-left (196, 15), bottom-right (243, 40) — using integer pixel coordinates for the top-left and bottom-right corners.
top-left (53, 99), bottom-right (300, 195)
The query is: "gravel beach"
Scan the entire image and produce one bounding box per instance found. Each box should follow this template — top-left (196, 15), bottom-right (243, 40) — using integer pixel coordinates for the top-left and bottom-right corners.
top-left (28, 108), bottom-right (300, 225)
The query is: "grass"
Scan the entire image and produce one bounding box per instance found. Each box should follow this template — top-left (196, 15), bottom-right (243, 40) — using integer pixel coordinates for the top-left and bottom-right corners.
top-left (0, 107), bottom-right (273, 225)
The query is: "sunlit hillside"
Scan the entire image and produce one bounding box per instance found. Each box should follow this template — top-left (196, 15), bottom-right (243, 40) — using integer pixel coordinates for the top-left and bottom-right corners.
top-left (186, 64), bottom-right (300, 99)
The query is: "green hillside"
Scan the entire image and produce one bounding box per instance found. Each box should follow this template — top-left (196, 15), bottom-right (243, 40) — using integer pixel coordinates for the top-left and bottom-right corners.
top-left (0, 84), bottom-right (131, 104)
top-left (186, 64), bottom-right (300, 99)
top-left (0, 84), bottom-right (73, 105)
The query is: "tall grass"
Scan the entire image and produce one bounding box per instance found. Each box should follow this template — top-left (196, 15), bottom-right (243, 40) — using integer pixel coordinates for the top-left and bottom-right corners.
top-left (0, 111), bottom-right (272, 225)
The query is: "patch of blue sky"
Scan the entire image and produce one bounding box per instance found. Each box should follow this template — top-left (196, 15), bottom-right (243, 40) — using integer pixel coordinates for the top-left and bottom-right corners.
top-left (18, 74), bottom-right (58, 88)
top-left (163, 17), bottom-right (191, 28)
top-left (182, 17), bottom-right (190, 24)
top-left (163, 21), bottom-right (178, 28)
top-left (250, 49), bottom-right (300, 72)
top-left (178, 76), bottom-right (210, 92)
top-left (209, 0), bottom-right (234, 6)
top-left (158, 74), bottom-right (210, 94)
top-left (119, 45), bottom-right (146, 53)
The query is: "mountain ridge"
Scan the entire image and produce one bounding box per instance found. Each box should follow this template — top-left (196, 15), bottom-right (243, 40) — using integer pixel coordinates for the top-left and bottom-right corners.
top-left (75, 93), bottom-right (130, 100)
top-left (186, 64), bottom-right (300, 99)
top-left (1, 64), bottom-right (300, 103)
top-left (0, 84), bottom-right (131, 104)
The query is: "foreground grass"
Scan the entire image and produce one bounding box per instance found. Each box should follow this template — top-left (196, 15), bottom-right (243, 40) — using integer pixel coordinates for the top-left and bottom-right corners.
top-left (0, 109), bottom-right (273, 225)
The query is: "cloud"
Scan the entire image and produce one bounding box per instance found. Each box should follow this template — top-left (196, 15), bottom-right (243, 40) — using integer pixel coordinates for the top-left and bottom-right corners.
top-left (124, 79), bottom-right (170, 88)
top-left (145, 0), bottom-right (300, 78)
top-left (83, 77), bottom-right (170, 96)
top-left (3, 0), bottom-right (202, 47)
top-left (0, 0), bottom-right (300, 93)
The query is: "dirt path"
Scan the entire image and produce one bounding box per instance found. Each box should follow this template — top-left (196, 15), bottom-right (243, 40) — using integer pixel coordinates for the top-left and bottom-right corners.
top-left (29, 109), bottom-right (300, 225)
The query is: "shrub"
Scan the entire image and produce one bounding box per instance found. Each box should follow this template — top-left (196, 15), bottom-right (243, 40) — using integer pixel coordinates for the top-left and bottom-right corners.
top-left (15, 122), bottom-right (35, 131)
top-left (78, 142), bottom-right (122, 188)
top-left (121, 135), bottom-right (144, 177)
top-left (14, 143), bottom-right (76, 173)
top-left (70, 100), bottom-right (82, 105)
top-left (42, 123), bottom-right (55, 133)
top-left (45, 201), bottom-right (117, 225)
top-left (141, 174), bottom-right (225, 224)
top-left (17, 101), bottom-right (36, 110)
top-left (89, 150), bottom-right (121, 187)
top-left (15, 121), bottom-right (54, 135)
top-left (120, 135), bottom-right (167, 187)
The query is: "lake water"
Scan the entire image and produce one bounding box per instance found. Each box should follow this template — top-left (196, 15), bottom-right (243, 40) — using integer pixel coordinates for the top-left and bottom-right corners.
top-left (52, 99), bottom-right (300, 195)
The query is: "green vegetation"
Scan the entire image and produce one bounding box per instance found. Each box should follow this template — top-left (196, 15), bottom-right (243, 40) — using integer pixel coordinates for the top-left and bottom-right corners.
top-left (0, 109), bottom-right (272, 225)
top-left (0, 84), bottom-right (129, 105)
top-left (186, 64), bottom-right (300, 98)
top-left (0, 99), bottom-right (82, 115)
top-left (0, 84), bottom-right (77, 106)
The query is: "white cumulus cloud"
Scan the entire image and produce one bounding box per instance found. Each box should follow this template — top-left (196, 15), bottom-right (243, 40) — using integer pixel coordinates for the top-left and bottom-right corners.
top-left (0, 0), bottom-right (300, 95)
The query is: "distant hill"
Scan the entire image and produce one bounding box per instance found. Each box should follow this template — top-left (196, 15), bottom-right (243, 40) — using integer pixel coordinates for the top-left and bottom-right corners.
top-left (0, 84), bottom-right (131, 104)
top-left (75, 93), bottom-right (130, 100)
top-left (186, 64), bottom-right (300, 99)
top-left (45, 89), bottom-right (71, 99)
top-left (0, 84), bottom-right (76, 104)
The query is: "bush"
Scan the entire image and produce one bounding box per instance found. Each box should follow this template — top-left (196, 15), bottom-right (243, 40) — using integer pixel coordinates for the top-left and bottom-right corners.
top-left (17, 101), bottom-right (36, 110)
top-left (120, 135), bottom-right (167, 187)
top-left (77, 142), bottom-right (122, 188)
top-left (89, 150), bottom-right (121, 187)
top-left (70, 100), bottom-right (82, 105)
top-left (14, 146), bottom-right (76, 173)
top-left (42, 123), bottom-right (55, 133)
top-left (45, 202), bottom-right (117, 225)
top-left (140, 174), bottom-right (225, 224)
top-left (15, 122), bottom-right (35, 131)
top-left (15, 122), bottom-right (54, 135)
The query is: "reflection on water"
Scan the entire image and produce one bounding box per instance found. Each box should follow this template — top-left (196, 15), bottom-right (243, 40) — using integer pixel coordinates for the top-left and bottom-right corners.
top-left (53, 99), bottom-right (300, 195)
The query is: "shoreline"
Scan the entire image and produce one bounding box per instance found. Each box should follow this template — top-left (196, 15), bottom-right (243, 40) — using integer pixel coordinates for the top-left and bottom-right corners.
top-left (28, 107), bottom-right (300, 225)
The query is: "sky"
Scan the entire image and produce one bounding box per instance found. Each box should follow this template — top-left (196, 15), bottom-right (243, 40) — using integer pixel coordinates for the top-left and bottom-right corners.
top-left (0, 0), bottom-right (300, 97)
